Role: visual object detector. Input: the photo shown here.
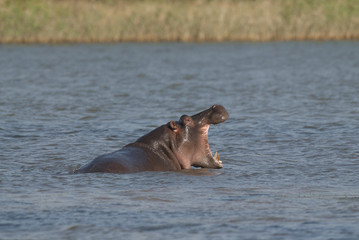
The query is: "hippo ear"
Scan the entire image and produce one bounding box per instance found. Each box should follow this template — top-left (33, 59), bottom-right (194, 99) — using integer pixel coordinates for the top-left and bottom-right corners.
top-left (170, 120), bottom-right (178, 131)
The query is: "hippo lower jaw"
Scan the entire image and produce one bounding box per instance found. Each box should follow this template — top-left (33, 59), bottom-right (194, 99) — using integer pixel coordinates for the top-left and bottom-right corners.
top-left (207, 144), bottom-right (223, 168)
top-left (206, 145), bottom-right (223, 169)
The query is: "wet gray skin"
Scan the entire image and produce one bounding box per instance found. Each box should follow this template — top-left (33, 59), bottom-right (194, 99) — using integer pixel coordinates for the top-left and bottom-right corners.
top-left (75, 105), bottom-right (229, 173)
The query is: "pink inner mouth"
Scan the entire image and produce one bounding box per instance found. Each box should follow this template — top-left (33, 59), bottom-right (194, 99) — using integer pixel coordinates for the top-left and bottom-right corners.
top-left (200, 124), bottom-right (222, 166)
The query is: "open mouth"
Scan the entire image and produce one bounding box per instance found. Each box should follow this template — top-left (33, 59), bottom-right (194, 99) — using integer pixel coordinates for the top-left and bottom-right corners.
top-left (202, 124), bottom-right (223, 168)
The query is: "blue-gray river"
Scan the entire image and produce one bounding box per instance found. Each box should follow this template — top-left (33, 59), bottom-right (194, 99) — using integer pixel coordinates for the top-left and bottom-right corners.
top-left (1, 42), bottom-right (359, 240)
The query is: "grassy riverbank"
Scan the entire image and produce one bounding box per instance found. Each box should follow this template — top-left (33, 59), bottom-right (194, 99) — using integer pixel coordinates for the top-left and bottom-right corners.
top-left (1, 0), bottom-right (359, 43)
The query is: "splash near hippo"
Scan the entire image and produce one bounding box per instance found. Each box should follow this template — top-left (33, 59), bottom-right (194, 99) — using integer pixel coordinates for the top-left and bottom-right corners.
top-left (75, 105), bottom-right (229, 173)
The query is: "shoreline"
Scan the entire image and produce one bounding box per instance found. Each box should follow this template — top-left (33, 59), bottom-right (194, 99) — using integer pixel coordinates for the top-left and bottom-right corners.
top-left (1, 0), bottom-right (359, 44)
top-left (2, 37), bottom-right (359, 45)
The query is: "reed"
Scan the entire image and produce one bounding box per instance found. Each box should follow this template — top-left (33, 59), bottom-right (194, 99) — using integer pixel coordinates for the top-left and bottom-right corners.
top-left (1, 0), bottom-right (359, 43)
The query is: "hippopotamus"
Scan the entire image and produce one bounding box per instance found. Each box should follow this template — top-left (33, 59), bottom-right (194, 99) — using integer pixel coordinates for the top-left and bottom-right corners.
top-left (75, 105), bottom-right (229, 173)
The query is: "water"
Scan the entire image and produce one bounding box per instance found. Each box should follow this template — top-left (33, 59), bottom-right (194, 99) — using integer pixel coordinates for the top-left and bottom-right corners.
top-left (1, 42), bottom-right (359, 239)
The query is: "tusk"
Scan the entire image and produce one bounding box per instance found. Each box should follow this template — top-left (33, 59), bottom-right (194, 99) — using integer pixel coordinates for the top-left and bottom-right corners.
top-left (213, 152), bottom-right (221, 162)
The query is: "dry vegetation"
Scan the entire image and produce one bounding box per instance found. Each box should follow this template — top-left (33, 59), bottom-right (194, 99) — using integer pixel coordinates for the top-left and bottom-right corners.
top-left (1, 0), bottom-right (359, 43)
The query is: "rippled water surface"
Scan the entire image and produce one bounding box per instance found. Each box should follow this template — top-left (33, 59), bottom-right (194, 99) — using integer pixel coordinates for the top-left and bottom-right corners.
top-left (1, 42), bottom-right (359, 239)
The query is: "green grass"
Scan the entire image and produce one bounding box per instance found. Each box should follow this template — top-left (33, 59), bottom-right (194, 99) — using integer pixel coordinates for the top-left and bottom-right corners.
top-left (1, 0), bottom-right (359, 43)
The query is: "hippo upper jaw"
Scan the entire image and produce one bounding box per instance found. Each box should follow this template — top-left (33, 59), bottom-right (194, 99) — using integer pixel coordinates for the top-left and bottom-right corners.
top-left (191, 105), bottom-right (229, 126)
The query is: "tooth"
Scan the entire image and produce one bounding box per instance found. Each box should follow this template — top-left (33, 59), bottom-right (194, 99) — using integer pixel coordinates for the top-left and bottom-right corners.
top-left (214, 152), bottom-right (218, 160)
top-left (219, 160), bottom-right (222, 164)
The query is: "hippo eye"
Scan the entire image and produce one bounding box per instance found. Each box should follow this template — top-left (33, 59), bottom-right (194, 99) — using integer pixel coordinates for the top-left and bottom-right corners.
top-left (182, 115), bottom-right (194, 126)
top-left (212, 105), bottom-right (217, 109)
top-left (184, 116), bottom-right (191, 124)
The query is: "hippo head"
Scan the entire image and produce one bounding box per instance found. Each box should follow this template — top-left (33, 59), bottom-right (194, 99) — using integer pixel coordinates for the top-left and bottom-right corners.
top-left (135, 105), bottom-right (229, 170)
top-left (167, 105), bottom-right (229, 169)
